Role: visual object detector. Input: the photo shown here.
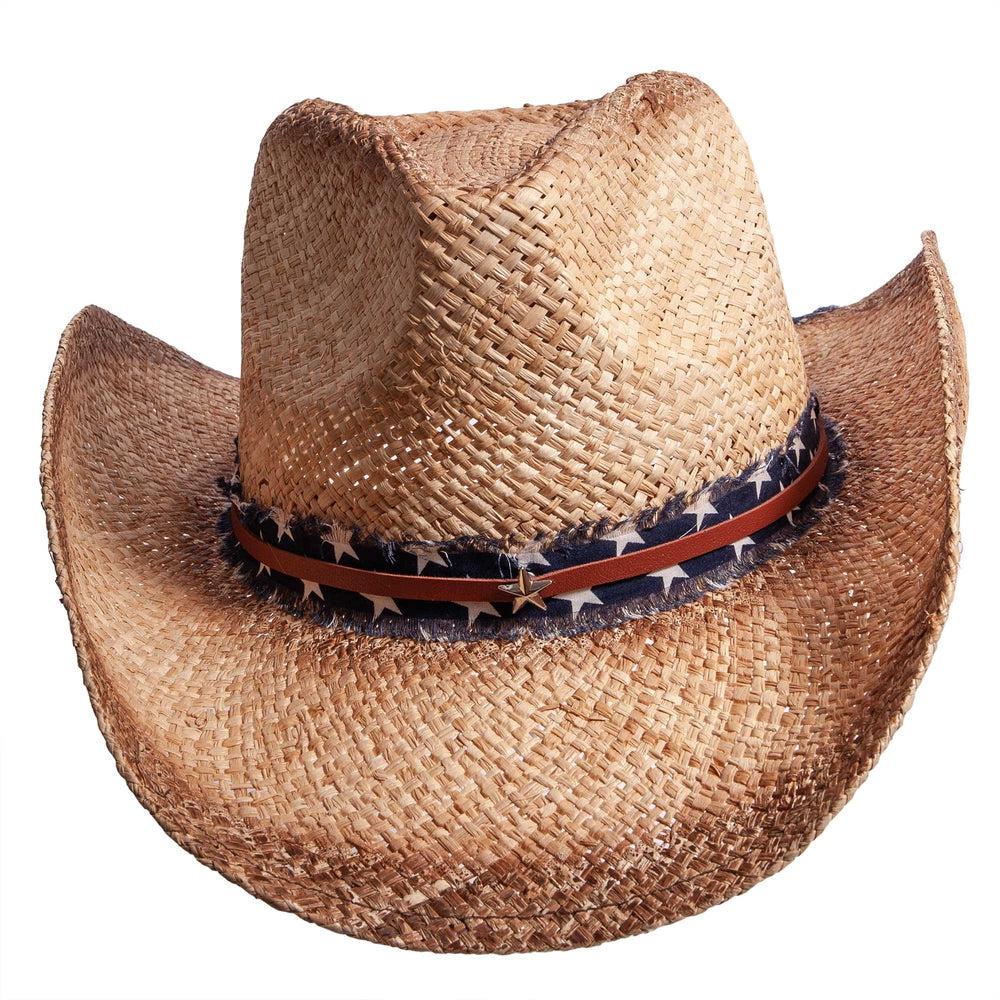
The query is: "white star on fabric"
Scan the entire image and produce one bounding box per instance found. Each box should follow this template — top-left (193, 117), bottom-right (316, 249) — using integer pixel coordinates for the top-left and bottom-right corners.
top-left (270, 510), bottom-right (293, 543)
top-left (683, 494), bottom-right (718, 530)
top-left (790, 435), bottom-right (806, 463)
top-left (602, 526), bottom-right (645, 556)
top-left (748, 465), bottom-right (772, 499)
top-left (333, 540), bottom-right (357, 562)
top-left (457, 602), bottom-right (502, 626)
top-left (256, 561), bottom-right (271, 576)
top-left (731, 536), bottom-right (755, 559)
top-left (556, 588), bottom-right (603, 619)
top-left (406, 545), bottom-right (449, 575)
top-left (301, 579), bottom-right (323, 601)
top-left (362, 593), bottom-right (401, 621)
top-left (649, 565), bottom-right (688, 590)
top-left (515, 548), bottom-right (550, 568)
top-left (322, 530), bottom-right (357, 564)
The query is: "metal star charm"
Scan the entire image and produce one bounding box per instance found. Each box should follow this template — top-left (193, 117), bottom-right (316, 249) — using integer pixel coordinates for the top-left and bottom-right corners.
top-left (498, 568), bottom-right (552, 613)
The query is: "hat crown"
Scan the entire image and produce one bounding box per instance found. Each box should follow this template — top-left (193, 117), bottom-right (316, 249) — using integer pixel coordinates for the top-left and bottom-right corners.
top-left (238, 72), bottom-right (808, 543)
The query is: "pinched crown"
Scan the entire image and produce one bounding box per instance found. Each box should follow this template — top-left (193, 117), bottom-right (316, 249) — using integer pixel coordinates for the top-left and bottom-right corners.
top-left (238, 71), bottom-right (808, 544)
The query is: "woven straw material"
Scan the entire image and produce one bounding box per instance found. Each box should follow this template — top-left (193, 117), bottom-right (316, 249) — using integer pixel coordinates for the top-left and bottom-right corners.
top-left (42, 228), bottom-right (965, 951)
top-left (42, 71), bottom-right (966, 951)
top-left (238, 73), bottom-right (808, 542)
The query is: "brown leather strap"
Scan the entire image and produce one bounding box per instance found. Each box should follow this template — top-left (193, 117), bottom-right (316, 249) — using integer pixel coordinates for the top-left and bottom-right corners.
top-left (232, 424), bottom-right (828, 605)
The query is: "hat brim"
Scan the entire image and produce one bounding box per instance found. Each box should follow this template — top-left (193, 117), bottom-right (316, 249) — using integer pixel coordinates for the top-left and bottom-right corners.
top-left (41, 233), bottom-right (966, 953)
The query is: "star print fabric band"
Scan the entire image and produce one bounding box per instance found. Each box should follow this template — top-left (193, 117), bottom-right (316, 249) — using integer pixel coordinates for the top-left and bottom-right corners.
top-left (218, 395), bottom-right (845, 641)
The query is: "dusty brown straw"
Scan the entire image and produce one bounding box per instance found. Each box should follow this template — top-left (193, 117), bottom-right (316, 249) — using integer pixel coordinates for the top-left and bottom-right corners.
top-left (41, 71), bottom-right (966, 952)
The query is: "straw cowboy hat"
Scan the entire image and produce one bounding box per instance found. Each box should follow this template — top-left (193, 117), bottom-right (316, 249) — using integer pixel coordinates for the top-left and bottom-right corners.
top-left (42, 71), bottom-right (966, 952)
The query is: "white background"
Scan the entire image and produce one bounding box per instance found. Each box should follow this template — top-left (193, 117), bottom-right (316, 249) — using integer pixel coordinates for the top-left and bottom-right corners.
top-left (2, 2), bottom-right (997, 998)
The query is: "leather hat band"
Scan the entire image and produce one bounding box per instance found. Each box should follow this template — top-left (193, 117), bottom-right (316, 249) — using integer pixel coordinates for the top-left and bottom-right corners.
top-left (231, 423), bottom-right (828, 609)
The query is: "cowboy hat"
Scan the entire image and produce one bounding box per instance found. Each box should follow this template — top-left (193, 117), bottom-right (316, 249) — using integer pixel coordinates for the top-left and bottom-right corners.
top-left (41, 71), bottom-right (967, 952)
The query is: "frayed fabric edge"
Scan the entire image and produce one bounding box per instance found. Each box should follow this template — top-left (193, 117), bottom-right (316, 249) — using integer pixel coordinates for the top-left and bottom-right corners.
top-left (215, 419), bottom-right (846, 643)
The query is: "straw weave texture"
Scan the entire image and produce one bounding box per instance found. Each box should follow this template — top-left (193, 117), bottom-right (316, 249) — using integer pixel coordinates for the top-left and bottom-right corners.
top-left (239, 73), bottom-right (807, 542)
top-left (41, 71), bottom-right (966, 952)
top-left (42, 233), bottom-right (965, 951)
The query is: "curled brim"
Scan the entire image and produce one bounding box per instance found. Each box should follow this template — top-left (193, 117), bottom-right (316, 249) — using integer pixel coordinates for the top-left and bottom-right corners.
top-left (41, 233), bottom-right (966, 952)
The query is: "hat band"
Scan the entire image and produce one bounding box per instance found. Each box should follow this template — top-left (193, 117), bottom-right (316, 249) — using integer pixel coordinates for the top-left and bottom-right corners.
top-left (218, 394), bottom-right (843, 640)
top-left (231, 423), bottom-right (827, 606)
